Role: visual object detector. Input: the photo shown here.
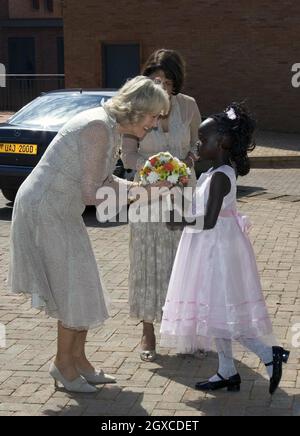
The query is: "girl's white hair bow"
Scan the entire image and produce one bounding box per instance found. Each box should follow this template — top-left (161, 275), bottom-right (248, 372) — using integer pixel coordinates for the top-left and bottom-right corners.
top-left (225, 107), bottom-right (237, 120)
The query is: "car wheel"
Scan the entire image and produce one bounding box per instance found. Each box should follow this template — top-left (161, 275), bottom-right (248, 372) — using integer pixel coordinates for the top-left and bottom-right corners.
top-left (2, 189), bottom-right (18, 202)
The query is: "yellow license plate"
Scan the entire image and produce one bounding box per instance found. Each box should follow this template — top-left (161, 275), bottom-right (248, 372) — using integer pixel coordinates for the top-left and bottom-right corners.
top-left (0, 143), bottom-right (38, 155)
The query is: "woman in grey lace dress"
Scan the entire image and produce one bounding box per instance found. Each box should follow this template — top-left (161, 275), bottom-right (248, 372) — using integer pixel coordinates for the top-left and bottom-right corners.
top-left (122, 50), bottom-right (201, 361)
top-left (8, 76), bottom-right (169, 392)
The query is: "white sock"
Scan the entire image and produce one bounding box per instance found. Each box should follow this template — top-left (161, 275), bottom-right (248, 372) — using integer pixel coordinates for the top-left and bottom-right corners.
top-left (239, 337), bottom-right (273, 378)
top-left (265, 363), bottom-right (273, 378)
top-left (209, 339), bottom-right (237, 382)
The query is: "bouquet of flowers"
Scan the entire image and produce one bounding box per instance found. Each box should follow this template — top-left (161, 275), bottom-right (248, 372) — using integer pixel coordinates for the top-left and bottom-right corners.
top-left (139, 152), bottom-right (191, 186)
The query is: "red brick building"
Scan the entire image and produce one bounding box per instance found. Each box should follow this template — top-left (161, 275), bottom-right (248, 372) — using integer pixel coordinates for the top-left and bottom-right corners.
top-left (0, 0), bottom-right (64, 109)
top-left (63, 0), bottom-right (300, 133)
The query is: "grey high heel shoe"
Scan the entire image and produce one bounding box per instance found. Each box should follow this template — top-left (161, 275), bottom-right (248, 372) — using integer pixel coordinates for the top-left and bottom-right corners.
top-left (77, 368), bottom-right (116, 385)
top-left (140, 350), bottom-right (157, 362)
top-left (140, 327), bottom-right (157, 362)
top-left (49, 363), bottom-right (97, 393)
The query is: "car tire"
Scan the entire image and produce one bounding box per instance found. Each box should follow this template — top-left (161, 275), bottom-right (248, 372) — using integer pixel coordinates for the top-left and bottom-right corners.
top-left (2, 189), bottom-right (18, 202)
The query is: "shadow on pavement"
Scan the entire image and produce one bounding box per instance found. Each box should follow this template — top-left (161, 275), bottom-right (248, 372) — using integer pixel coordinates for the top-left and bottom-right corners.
top-left (147, 351), bottom-right (298, 416)
top-left (254, 131), bottom-right (300, 153)
top-left (237, 185), bottom-right (266, 199)
top-left (0, 200), bottom-right (13, 221)
top-left (40, 386), bottom-right (148, 416)
top-left (39, 351), bottom-right (299, 416)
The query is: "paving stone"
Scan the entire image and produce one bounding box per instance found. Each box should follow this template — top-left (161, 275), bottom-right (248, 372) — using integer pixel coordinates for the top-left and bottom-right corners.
top-left (0, 169), bottom-right (300, 416)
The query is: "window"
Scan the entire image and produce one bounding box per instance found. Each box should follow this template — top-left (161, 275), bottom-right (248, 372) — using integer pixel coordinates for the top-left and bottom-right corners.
top-left (32, 0), bottom-right (40, 10)
top-left (57, 37), bottom-right (64, 74)
top-left (45, 0), bottom-right (54, 12)
top-left (102, 44), bottom-right (140, 88)
top-left (8, 38), bottom-right (36, 75)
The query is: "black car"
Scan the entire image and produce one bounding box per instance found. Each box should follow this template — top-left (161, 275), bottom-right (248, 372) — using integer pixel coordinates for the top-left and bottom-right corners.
top-left (0, 89), bottom-right (119, 202)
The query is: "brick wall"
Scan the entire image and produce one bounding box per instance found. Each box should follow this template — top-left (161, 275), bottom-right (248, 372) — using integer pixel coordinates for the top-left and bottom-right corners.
top-left (0, 1), bottom-right (9, 71)
top-left (63, 0), bottom-right (300, 133)
top-left (8, 0), bottom-right (62, 19)
top-left (0, 0), bottom-right (9, 19)
top-left (0, 27), bottom-right (63, 74)
top-left (0, 0), bottom-right (63, 74)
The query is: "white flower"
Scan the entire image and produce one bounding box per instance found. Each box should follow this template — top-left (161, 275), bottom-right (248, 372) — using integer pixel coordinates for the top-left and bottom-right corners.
top-left (159, 152), bottom-right (173, 163)
top-left (226, 108), bottom-right (237, 120)
top-left (167, 174), bottom-right (179, 184)
top-left (147, 172), bottom-right (160, 184)
top-left (144, 160), bottom-right (152, 169)
top-left (186, 168), bottom-right (192, 176)
top-left (140, 177), bottom-right (148, 186)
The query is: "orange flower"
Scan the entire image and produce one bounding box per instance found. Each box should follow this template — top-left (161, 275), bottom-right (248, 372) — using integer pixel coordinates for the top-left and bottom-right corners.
top-left (164, 162), bottom-right (174, 172)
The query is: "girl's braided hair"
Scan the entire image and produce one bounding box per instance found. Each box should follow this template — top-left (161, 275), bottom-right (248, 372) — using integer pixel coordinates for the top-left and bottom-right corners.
top-left (212, 102), bottom-right (256, 176)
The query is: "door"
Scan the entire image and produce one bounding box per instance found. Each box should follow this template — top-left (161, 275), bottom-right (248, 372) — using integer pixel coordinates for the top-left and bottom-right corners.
top-left (8, 38), bottom-right (36, 74)
top-left (102, 43), bottom-right (140, 88)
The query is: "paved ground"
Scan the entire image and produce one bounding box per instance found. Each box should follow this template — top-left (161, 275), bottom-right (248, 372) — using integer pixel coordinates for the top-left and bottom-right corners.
top-left (0, 111), bottom-right (300, 415)
top-left (0, 112), bottom-right (13, 123)
top-left (0, 168), bottom-right (300, 416)
top-left (251, 131), bottom-right (300, 159)
top-left (238, 169), bottom-right (300, 197)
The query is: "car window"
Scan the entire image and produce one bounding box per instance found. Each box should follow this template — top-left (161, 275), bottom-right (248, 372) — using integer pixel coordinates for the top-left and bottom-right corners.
top-left (9, 94), bottom-right (112, 130)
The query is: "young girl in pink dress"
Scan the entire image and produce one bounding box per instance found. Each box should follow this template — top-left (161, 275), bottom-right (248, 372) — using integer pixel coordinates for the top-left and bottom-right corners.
top-left (160, 103), bottom-right (289, 395)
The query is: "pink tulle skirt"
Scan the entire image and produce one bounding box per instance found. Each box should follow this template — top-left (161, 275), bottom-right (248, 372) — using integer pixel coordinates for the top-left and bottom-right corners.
top-left (160, 213), bottom-right (275, 353)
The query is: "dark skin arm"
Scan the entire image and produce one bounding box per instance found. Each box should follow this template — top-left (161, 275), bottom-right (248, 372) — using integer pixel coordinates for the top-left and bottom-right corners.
top-left (167, 172), bottom-right (231, 231)
top-left (204, 172), bottom-right (231, 229)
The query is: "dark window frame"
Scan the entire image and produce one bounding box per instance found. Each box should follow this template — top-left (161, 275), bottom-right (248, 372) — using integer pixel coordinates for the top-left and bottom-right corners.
top-left (45, 0), bottom-right (54, 12)
top-left (8, 37), bottom-right (36, 75)
top-left (32, 0), bottom-right (40, 10)
top-left (57, 36), bottom-right (64, 74)
top-left (101, 42), bottom-right (142, 89)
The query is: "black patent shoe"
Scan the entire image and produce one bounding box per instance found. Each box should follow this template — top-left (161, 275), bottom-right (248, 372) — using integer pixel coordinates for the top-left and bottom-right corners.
top-left (195, 373), bottom-right (241, 392)
top-left (266, 346), bottom-right (290, 395)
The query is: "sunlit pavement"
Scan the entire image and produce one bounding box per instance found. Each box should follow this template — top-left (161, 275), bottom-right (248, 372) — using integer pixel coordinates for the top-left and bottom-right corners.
top-left (0, 169), bottom-right (300, 416)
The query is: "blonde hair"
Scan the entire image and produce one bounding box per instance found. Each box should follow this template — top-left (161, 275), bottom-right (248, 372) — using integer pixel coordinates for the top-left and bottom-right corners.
top-left (104, 76), bottom-right (170, 125)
